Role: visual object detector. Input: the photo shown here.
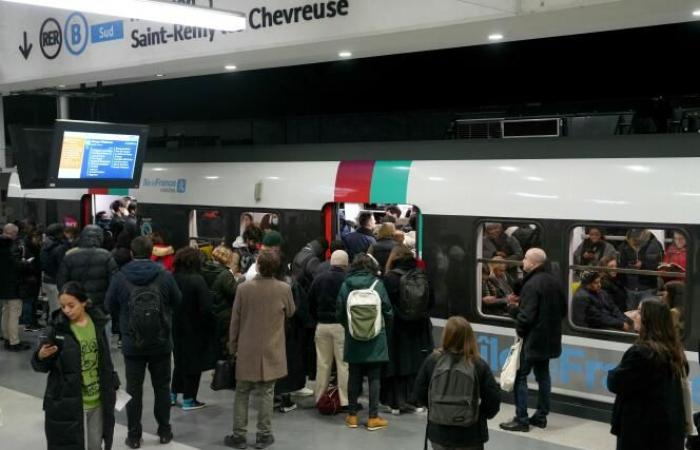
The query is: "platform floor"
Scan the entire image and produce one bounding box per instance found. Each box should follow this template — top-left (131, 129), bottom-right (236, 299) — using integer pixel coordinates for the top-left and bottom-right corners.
top-left (0, 330), bottom-right (616, 449)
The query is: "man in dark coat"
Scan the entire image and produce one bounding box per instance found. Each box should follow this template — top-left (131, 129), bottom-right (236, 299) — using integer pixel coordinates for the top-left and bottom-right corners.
top-left (342, 211), bottom-right (376, 262)
top-left (291, 237), bottom-right (328, 290)
top-left (105, 236), bottom-right (182, 448)
top-left (0, 223), bottom-right (31, 351)
top-left (500, 248), bottom-right (566, 432)
top-left (31, 306), bottom-right (118, 450)
top-left (41, 223), bottom-right (69, 314)
top-left (57, 225), bottom-right (118, 312)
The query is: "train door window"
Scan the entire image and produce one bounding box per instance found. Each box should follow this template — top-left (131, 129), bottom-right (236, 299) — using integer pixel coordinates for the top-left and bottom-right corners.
top-left (476, 221), bottom-right (541, 320)
top-left (568, 224), bottom-right (688, 336)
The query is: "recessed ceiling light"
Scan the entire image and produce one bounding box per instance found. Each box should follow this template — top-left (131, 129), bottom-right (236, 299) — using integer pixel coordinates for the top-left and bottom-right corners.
top-left (338, 51), bottom-right (352, 58)
top-left (224, 65), bottom-right (237, 71)
top-left (488, 33), bottom-right (504, 41)
top-left (155, 73), bottom-right (165, 77)
top-left (693, 9), bottom-right (700, 17)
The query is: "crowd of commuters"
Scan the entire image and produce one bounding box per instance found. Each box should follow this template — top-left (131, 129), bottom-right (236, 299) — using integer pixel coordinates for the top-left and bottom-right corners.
top-left (0, 202), bottom-right (695, 449)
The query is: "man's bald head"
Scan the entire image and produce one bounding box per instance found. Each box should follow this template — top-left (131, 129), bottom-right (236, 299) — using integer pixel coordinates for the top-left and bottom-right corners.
top-left (523, 248), bottom-right (547, 272)
top-left (2, 223), bottom-right (18, 240)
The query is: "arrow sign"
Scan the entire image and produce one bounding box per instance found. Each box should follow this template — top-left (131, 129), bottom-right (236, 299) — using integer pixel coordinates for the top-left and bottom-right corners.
top-left (19, 31), bottom-right (33, 60)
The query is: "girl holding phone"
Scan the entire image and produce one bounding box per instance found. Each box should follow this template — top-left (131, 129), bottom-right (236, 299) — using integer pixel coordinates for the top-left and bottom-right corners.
top-left (32, 282), bottom-right (119, 450)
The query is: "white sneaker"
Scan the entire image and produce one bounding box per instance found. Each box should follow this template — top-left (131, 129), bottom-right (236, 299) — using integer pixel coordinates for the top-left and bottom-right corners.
top-left (292, 387), bottom-right (314, 397)
top-left (391, 409), bottom-right (401, 416)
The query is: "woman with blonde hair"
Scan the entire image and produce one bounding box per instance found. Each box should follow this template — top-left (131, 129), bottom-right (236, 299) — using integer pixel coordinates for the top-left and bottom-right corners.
top-left (368, 222), bottom-right (397, 275)
top-left (414, 316), bottom-right (501, 450)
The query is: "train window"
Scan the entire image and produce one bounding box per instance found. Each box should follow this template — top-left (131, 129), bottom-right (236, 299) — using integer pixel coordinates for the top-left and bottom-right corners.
top-left (476, 221), bottom-right (541, 320)
top-left (237, 211), bottom-right (280, 238)
top-left (568, 225), bottom-right (688, 336)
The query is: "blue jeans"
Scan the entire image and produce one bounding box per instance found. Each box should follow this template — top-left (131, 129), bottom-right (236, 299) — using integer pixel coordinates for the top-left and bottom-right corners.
top-left (625, 288), bottom-right (655, 311)
top-left (20, 297), bottom-right (35, 326)
top-left (514, 357), bottom-right (551, 424)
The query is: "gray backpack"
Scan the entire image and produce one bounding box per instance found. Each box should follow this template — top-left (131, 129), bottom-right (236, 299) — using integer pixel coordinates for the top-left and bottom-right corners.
top-left (428, 353), bottom-right (480, 427)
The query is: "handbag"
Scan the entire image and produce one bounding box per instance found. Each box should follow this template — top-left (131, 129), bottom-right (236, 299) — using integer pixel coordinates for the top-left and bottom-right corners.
top-left (316, 386), bottom-right (341, 415)
top-left (499, 337), bottom-right (522, 392)
top-left (210, 359), bottom-right (236, 391)
top-left (682, 376), bottom-right (696, 435)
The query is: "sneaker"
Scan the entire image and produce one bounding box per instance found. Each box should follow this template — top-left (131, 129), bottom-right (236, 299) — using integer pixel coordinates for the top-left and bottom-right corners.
top-left (499, 419), bottom-right (530, 432)
top-left (292, 387), bottom-right (314, 397)
top-left (390, 409), bottom-right (400, 416)
top-left (224, 434), bottom-right (248, 449)
top-left (412, 407), bottom-right (426, 414)
top-left (125, 436), bottom-right (142, 449)
top-left (182, 399), bottom-right (206, 411)
top-left (170, 393), bottom-right (179, 407)
top-left (7, 342), bottom-right (31, 352)
top-left (279, 401), bottom-right (297, 413)
top-left (159, 430), bottom-right (174, 444)
top-left (24, 324), bottom-right (42, 332)
top-left (345, 414), bottom-right (359, 429)
top-left (255, 434), bottom-right (274, 449)
top-left (366, 416), bottom-right (389, 431)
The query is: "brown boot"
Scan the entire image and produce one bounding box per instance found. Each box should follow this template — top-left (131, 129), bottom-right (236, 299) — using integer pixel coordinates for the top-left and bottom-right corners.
top-left (366, 416), bottom-right (388, 431)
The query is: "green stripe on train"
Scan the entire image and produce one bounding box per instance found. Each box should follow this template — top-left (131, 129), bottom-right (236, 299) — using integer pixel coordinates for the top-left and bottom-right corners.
top-left (369, 160), bottom-right (412, 204)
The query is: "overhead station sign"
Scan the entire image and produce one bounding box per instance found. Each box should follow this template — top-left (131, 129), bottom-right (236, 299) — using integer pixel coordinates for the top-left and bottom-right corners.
top-left (0, 0), bottom-right (644, 93)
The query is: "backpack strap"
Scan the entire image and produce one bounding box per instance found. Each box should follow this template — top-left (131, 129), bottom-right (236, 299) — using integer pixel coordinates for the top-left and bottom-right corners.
top-left (369, 279), bottom-right (379, 291)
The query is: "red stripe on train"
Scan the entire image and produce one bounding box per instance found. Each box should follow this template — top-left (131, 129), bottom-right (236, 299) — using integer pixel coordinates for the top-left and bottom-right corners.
top-left (334, 160), bottom-right (375, 203)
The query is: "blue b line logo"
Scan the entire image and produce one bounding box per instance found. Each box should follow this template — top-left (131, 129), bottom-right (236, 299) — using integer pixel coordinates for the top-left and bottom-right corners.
top-left (176, 179), bottom-right (187, 193)
top-left (64, 12), bottom-right (89, 55)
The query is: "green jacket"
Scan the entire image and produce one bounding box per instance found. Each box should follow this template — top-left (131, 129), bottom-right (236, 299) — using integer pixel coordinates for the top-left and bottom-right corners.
top-left (336, 269), bottom-right (393, 364)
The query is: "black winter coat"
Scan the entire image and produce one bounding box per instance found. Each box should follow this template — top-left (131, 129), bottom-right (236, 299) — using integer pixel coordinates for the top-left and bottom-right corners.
top-left (275, 281), bottom-right (312, 394)
top-left (308, 266), bottom-right (346, 324)
top-left (602, 275), bottom-right (629, 313)
top-left (57, 226), bottom-right (119, 310)
top-left (572, 287), bottom-right (630, 330)
top-left (105, 259), bottom-right (182, 356)
top-left (31, 307), bottom-right (119, 450)
top-left (41, 237), bottom-right (69, 284)
top-left (512, 265), bottom-right (566, 361)
top-left (291, 240), bottom-right (324, 289)
top-left (19, 238), bottom-right (42, 298)
top-left (342, 228), bottom-right (376, 262)
top-left (0, 235), bottom-right (23, 299)
top-left (383, 259), bottom-right (434, 377)
top-left (414, 353), bottom-right (500, 447)
top-left (618, 236), bottom-right (664, 291)
top-left (173, 271), bottom-right (217, 373)
top-left (370, 238), bottom-right (396, 274)
top-left (608, 344), bottom-right (686, 450)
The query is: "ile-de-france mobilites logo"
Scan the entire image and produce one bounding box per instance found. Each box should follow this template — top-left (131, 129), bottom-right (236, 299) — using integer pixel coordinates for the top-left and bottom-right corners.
top-left (143, 177), bottom-right (187, 194)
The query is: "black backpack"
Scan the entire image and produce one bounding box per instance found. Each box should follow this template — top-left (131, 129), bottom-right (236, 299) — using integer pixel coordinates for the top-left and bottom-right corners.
top-left (428, 353), bottom-right (480, 427)
top-left (125, 272), bottom-right (168, 350)
top-left (392, 268), bottom-right (430, 321)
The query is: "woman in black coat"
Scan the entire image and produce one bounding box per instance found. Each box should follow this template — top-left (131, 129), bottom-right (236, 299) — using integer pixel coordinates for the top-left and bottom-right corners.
top-left (381, 245), bottom-right (434, 413)
top-left (31, 282), bottom-right (119, 450)
top-left (607, 299), bottom-right (688, 450)
top-left (414, 316), bottom-right (500, 450)
top-left (171, 247), bottom-right (215, 411)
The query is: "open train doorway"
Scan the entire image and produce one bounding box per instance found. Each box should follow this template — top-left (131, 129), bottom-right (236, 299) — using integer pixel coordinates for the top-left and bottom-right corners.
top-left (80, 193), bottom-right (138, 249)
top-left (324, 202), bottom-right (422, 269)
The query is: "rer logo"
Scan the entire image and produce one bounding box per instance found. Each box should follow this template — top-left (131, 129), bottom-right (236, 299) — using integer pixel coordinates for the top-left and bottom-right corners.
top-left (64, 12), bottom-right (89, 55)
top-left (39, 18), bottom-right (62, 60)
top-left (176, 179), bottom-right (187, 193)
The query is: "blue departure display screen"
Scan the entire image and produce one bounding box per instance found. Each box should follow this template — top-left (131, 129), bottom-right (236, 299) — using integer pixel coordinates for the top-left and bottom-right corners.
top-left (57, 131), bottom-right (140, 180)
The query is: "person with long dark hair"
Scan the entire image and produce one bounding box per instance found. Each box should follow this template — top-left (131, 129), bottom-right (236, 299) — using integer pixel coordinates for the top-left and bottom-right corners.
top-left (32, 282), bottom-right (119, 450)
top-left (413, 316), bottom-right (500, 450)
top-left (171, 247), bottom-right (215, 411)
top-left (607, 299), bottom-right (688, 450)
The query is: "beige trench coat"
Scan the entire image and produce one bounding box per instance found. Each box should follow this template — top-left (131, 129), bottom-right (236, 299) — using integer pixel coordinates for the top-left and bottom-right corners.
top-left (228, 276), bottom-right (295, 382)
